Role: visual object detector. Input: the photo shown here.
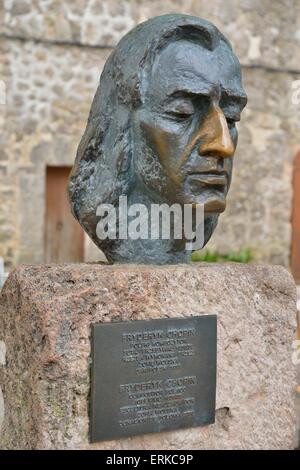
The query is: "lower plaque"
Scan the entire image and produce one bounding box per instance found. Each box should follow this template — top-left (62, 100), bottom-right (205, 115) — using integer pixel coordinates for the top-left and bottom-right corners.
top-left (90, 315), bottom-right (217, 442)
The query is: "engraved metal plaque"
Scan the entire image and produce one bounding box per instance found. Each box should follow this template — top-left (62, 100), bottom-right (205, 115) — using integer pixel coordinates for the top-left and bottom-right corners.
top-left (90, 315), bottom-right (217, 442)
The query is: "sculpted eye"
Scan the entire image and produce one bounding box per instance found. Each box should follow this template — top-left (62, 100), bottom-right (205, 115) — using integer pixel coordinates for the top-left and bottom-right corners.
top-left (165, 100), bottom-right (194, 119)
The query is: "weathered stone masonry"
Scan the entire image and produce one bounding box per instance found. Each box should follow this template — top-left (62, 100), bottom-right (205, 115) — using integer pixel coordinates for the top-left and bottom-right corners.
top-left (1, 0), bottom-right (300, 268)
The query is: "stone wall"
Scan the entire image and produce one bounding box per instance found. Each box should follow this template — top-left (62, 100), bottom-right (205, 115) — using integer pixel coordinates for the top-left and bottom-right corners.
top-left (1, 0), bottom-right (300, 268)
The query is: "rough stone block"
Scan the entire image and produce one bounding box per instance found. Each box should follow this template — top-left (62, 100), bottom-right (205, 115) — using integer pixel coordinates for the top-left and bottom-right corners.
top-left (0, 263), bottom-right (297, 449)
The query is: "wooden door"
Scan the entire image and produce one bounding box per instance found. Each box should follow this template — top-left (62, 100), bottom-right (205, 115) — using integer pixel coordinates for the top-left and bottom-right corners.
top-left (45, 166), bottom-right (84, 263)
top-left (292, 152), bottom-right (300, 281)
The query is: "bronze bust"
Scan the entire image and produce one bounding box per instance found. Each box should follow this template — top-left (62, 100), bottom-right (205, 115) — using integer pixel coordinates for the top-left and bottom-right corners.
top-left (69, 14), bottom-right (247, 264)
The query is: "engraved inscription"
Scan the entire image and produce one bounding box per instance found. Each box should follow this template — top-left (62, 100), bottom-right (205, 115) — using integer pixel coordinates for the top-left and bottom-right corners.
top-left (91, 315), bottom-right (217, 442)
top-left (119, 375), bottom-right (196, 427)
top-left (122, 327), bottom-right (196, 374)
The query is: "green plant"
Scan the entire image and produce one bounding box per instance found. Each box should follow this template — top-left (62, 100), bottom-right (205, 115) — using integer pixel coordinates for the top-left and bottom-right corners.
top-left (190, 248), bottom-right (252, 263)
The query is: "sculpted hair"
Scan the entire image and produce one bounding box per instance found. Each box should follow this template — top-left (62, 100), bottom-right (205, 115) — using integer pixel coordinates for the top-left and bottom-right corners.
top-left (68, 14), bottom-right (231, 244)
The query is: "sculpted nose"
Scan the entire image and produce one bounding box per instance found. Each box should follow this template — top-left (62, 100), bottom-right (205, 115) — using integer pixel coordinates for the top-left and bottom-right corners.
top-left (197, 103), bottom-right (235, 158)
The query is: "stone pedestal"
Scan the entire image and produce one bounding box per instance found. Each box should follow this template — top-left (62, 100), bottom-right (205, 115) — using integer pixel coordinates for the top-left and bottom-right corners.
top-left (0, 263), bottom-right (297, 449)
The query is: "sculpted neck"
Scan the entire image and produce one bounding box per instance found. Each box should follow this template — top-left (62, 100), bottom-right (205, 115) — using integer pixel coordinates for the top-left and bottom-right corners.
top-left (102, 185), bottom-right (219, 265)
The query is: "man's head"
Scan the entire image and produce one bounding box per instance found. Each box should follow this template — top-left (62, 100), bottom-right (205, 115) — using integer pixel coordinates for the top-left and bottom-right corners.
top-left (133, 38), bottom-right (247, 212)
top-left (69, 14), bottom-right (247, 260)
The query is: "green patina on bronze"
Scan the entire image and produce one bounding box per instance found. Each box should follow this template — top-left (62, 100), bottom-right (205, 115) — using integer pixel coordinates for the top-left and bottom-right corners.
top-left (69, 14), bottom-right (247, 264)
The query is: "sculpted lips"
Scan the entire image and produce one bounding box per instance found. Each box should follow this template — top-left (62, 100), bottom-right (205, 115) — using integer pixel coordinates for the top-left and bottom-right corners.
top-left (186, 170), bottom-right (228, 186)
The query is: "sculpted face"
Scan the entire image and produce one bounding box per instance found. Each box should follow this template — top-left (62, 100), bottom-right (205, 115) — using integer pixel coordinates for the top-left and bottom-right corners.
top-left (133, 39), bottom-right (247, 213)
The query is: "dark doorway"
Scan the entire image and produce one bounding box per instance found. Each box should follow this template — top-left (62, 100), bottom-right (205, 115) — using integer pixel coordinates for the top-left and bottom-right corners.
top-left (45, 166), bottom-right (84, 263)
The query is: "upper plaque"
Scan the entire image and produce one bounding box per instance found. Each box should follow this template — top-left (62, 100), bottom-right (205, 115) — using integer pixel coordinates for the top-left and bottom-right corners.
top-left (91, 315), bottom-right (217, 442)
